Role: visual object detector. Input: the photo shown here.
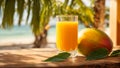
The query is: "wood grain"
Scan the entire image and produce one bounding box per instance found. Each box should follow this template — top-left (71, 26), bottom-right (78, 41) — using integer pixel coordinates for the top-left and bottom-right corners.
top-left (0, 47), bottom-right (120, 68)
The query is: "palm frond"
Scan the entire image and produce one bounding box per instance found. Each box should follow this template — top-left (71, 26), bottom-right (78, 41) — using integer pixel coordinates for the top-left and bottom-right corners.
top-left (0, 0), bottom-right (3, 17)
top-left (30, 0), bottom-right (40, 35)
top-left (17, 0), bottom-right (25, 25)
top-left (61, 0), bottom-right (69, 14)
top-left (69, 0), bottom-right (76, 9)
top-left (62, 0), bottom-right (69, 8)
top-left (0, 0), bottom-right (97, 34)
top-left (39, 0), bottom-right (52, 31)
top-left (53, 0), bottom-right (69, 15)
top-left (1, 0), bottom-right (15, 29)
top-left (75, 0), bottom-right (94, 27)
top-left (90, 0), bottom-right (95, 7)
top-left (54, 1), bottom-right (63, 15)
top-left (0, 0), bottom-right (3, 10)
top-left (26, 0), bottom-right (31, 23)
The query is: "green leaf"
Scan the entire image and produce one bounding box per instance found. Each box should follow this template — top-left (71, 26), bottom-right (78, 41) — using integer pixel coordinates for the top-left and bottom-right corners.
top-left (2, 0), bottom-right (15, 29)
top-left (30, 0), bottom-right (40, 35)
top-left (0, 0), bottom-right (3, 9)
top-left (17, 0), bottom-right (25, 25)
top-left (26, 0), bottom-right (31, 24)
top-left (110, 50), bottom-right (120, 57)
top-left (44, 52), bottom-right (70, 62)
top-left (86, 48), bottom-right (109, 60)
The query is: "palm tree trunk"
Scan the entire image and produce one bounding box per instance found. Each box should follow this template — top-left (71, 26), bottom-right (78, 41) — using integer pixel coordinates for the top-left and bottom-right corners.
top-left (33, 29), bottom-right (48, 48)
top-left (94, 0), bottom-right (105, 30)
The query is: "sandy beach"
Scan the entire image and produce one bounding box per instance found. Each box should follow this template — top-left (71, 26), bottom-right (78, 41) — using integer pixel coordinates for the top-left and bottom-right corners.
top-left (0, 36), bottom-right (56, 50)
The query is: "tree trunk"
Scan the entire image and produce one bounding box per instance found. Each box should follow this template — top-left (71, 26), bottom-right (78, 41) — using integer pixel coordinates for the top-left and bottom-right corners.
top-left (33, 29), bottom-right (48, 48)
top-left (94, 0), bottom-right (105, 30)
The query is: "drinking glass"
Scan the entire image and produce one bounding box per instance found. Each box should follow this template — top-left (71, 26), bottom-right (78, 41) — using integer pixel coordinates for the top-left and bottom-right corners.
top-left (56, 15), bottom-right (78, 57)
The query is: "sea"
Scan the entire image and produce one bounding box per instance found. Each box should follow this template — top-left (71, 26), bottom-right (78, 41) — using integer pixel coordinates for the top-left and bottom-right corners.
top-left (0, 23), bottom-right (86, 44)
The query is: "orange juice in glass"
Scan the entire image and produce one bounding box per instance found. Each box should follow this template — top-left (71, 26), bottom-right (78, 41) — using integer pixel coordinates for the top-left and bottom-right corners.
top-left (56, 15), bottom-right (78, 57)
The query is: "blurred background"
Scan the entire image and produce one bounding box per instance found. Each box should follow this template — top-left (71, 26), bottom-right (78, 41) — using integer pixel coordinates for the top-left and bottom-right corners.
top-left (0, 0), bottom-right (109, 49)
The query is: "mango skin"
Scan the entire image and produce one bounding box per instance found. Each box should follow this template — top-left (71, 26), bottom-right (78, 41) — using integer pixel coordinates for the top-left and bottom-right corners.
top-left (78, 28), bottom-right (113, 56)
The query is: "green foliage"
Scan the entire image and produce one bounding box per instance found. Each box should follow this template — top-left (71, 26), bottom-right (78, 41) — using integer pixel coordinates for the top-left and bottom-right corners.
top-left (0, 0), bottom-right (3, 17)
top-left (17, 0), bottom-right (25, 25)
top-left (105, 7), bottom-right (110, 20)
top-left (39, 0), bottom-right (52, 33)
top-left (0, 0), bottom-right (96, 34)
top-left (75, 0), bottom-right (94, 27)
top-left (86, 48), bottom-right (109, 60)
top-left (26, 0), bottom-right (31, 23)
top-left (1, 0), bottom-right (15, 29)
top-left (110, 50), bottom-right (120, 57)
top-left (0, 0), bottom-right (3, 10)
top-left (44, 52), bottom-right (70, 62)
top-left (53, 0), bottom-right (94, 27)
top-left (30, 0), bottom-right (40, 35)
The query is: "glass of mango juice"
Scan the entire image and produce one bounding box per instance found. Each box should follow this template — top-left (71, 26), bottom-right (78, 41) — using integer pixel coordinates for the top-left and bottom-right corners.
top-left (56, 15), bottom-right (78, 57)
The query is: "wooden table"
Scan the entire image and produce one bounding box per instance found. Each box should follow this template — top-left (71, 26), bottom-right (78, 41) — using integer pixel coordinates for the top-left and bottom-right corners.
top-left (0, 47), bottom-right (120, 68)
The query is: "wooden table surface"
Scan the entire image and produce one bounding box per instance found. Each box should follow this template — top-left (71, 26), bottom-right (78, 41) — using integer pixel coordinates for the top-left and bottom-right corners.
top-left (0, 47), bottom-right (120, 68)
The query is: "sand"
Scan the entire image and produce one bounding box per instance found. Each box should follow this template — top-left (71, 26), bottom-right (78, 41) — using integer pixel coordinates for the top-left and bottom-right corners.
top-left (0, 36), bottom-right (56, 50)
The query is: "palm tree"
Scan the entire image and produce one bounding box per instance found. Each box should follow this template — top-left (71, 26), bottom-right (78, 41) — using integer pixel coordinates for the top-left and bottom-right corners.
top-left (0, 0), bottom-right (56, 48)
top-left (0, 0), bottom-right (105, 48)
top-left (94, 0), bottom-right (105, 30)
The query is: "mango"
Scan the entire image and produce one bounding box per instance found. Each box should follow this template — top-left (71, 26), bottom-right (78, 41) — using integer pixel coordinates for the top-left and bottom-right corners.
top-left (78, 28), bottom-right (113, 56)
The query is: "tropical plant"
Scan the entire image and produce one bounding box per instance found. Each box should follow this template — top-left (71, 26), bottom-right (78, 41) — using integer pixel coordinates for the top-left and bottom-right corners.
top-left (54, 0), bottom-right (94, 27)
top-left (0, 0), bottom-right (105, 48)
top-left (94, 0), bottom-right (105, 30)
top-left (0, 0), bottom-right (56, 48)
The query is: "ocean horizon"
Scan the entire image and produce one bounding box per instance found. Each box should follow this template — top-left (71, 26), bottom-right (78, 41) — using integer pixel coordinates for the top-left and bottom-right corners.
top-left (0, 24), bottom-right (86, 45)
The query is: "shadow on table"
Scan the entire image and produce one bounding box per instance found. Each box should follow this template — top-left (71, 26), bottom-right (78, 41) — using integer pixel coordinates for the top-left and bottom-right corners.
top-left (0, 53), bottom-right (51, 68)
